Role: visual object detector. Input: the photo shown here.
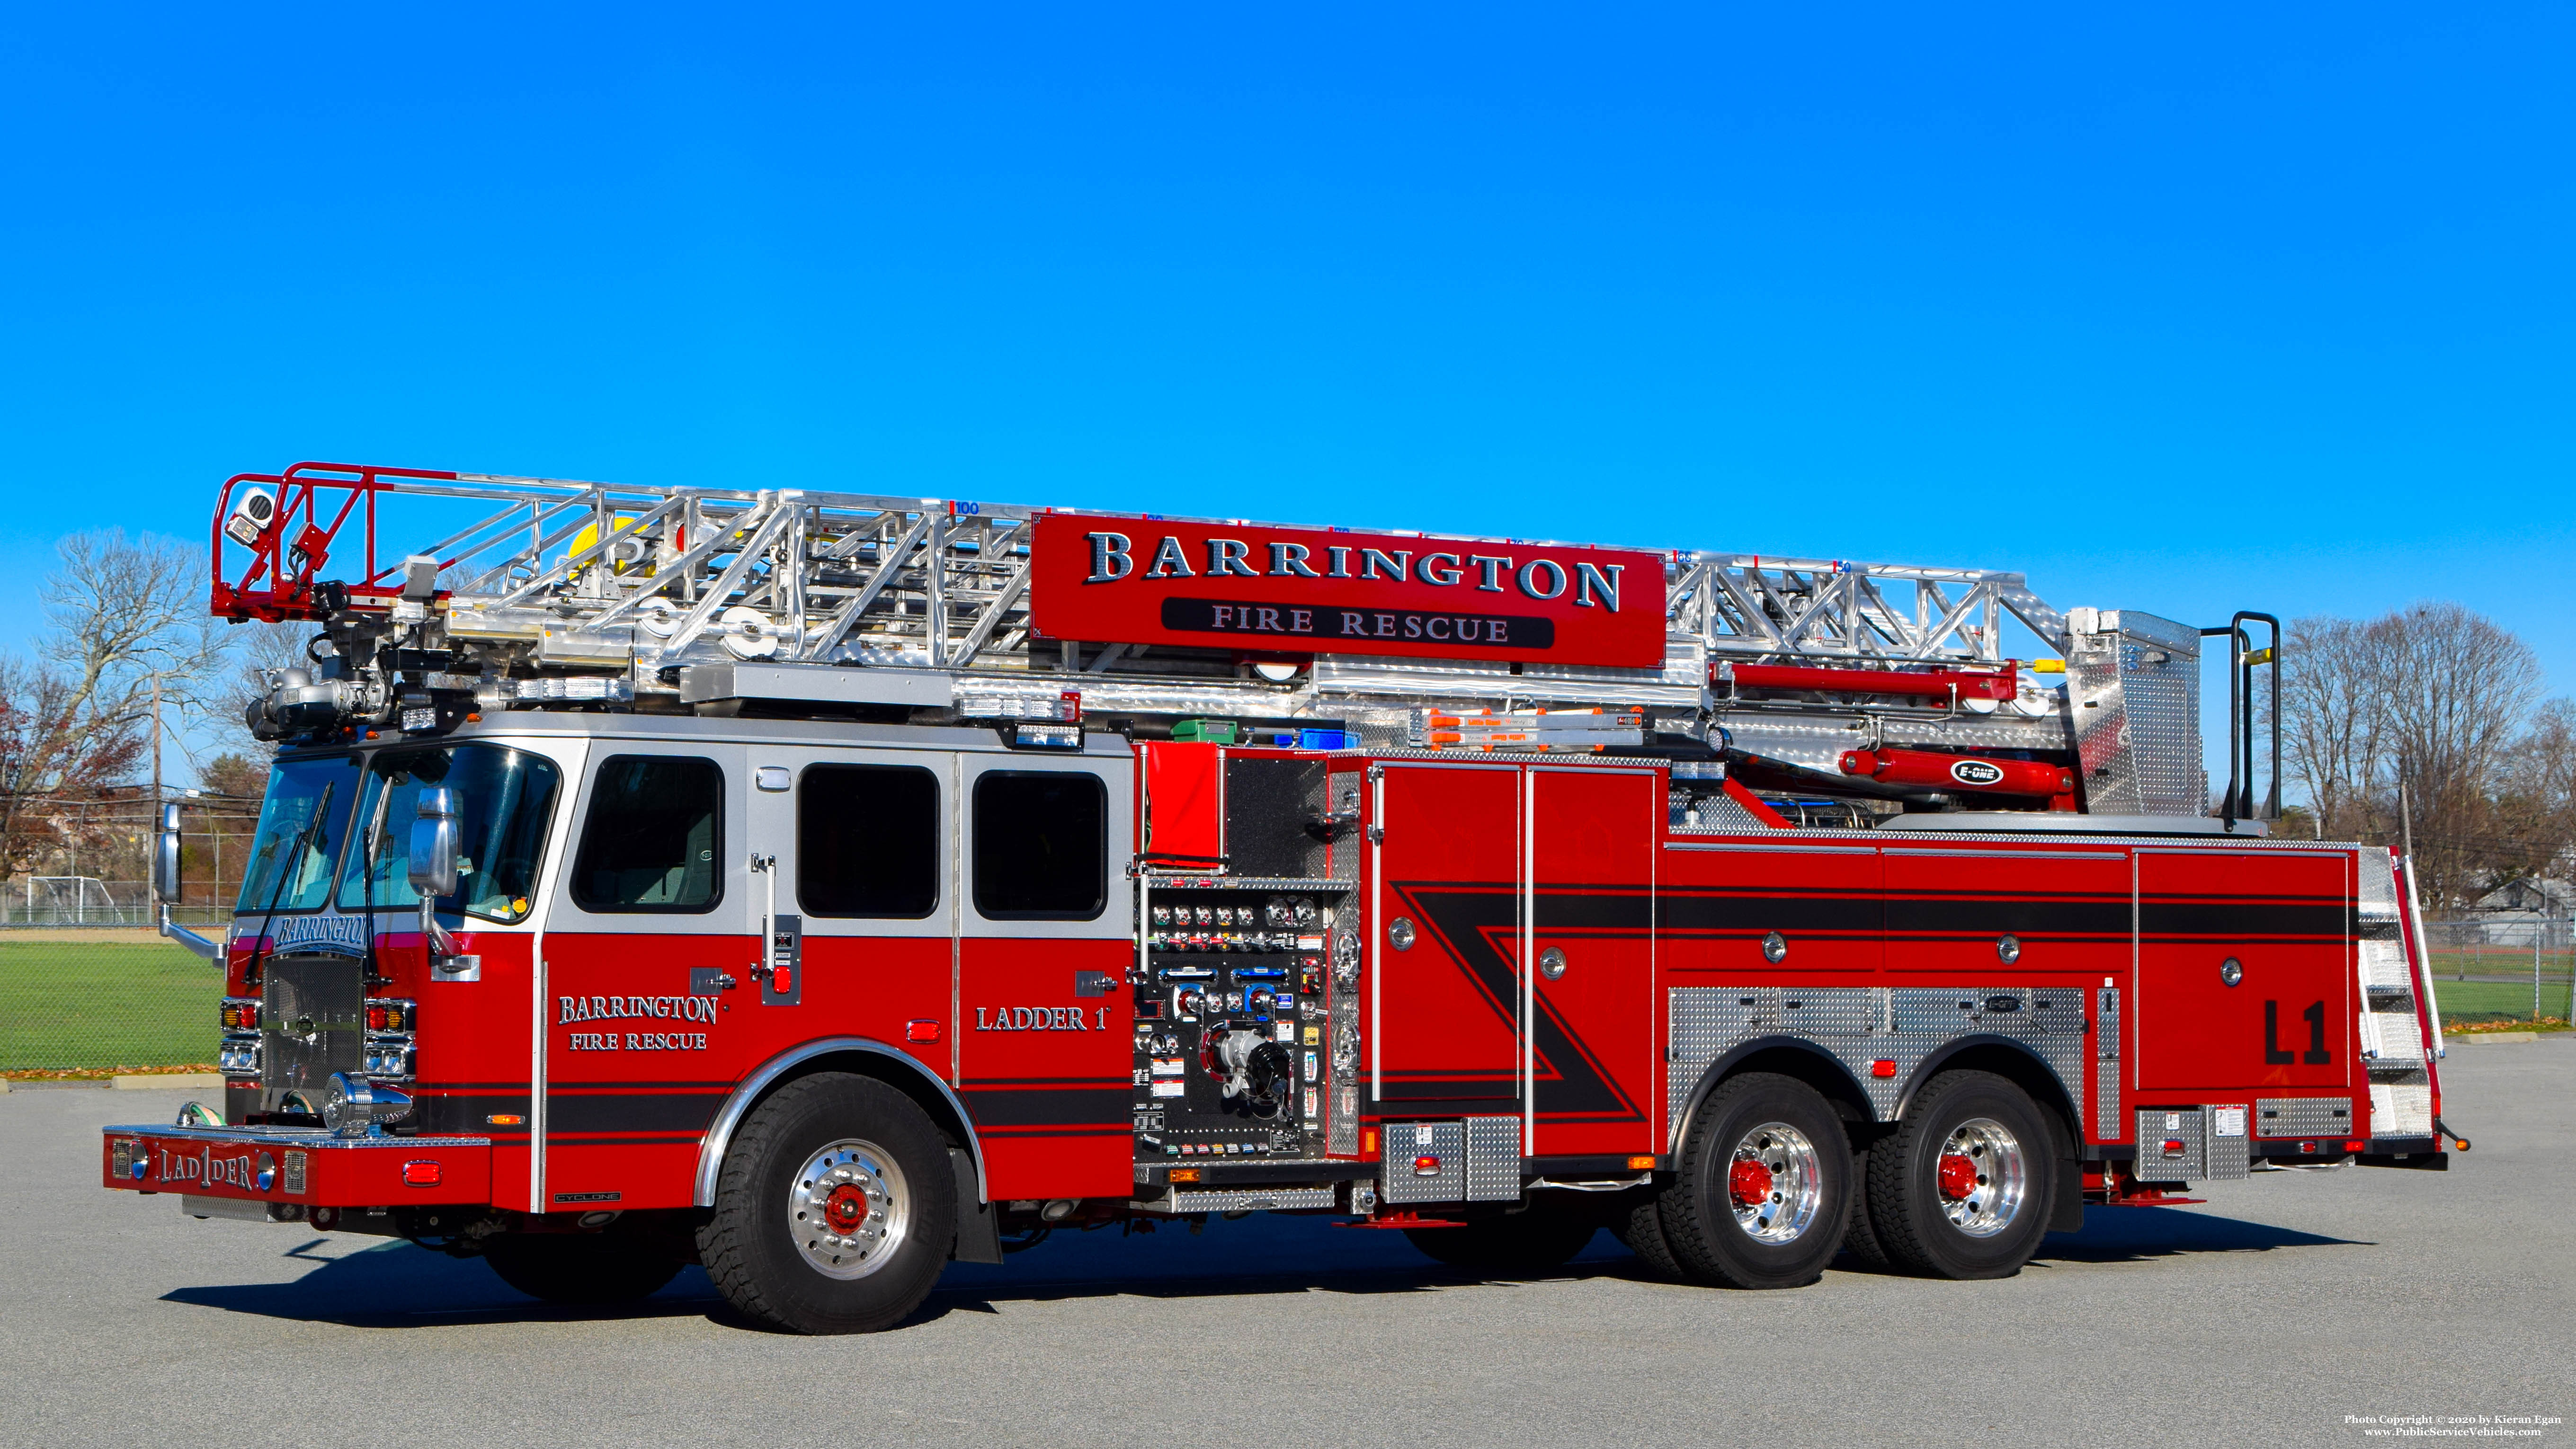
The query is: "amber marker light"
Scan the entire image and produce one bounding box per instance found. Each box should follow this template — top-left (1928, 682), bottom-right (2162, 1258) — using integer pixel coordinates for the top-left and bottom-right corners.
top-left (487, 1115), bottom-right (525, 1127)
top-left (1627, 1156), bottom-right (1655, 1170)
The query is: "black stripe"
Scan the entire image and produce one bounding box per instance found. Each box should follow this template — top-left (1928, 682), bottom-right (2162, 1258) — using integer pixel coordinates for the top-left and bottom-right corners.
top-left (545, 1091), bottom-right (725, 1136)
top-left (1660, 893), bottom-right (1883, 933)
top-left (412, 1093), bottom-right (532, 1135)
top-left (546, 1133), bottom-right (701, 1147)
top-left (2139, 899), bottom-right (2349, 937)
top-left (1886, 896), bottom-right (2130, 935)
top-left (963, 1085), bottom-right (1129, 1128)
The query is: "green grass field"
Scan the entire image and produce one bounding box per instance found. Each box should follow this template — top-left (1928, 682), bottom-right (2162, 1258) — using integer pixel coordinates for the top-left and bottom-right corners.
top-left (2433, 976), bottom-right (2573, 1027)
top-left (0, 940), bottom-right (223, 1072)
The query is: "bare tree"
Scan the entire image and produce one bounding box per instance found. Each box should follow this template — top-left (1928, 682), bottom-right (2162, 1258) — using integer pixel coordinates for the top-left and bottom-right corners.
top-left (0, 531), bottom-right (232, 888)
top-left (2281, 614), bottom-right (2385, 842)
top-left (2490, 699), bottom-right (2576, 891)
top-left (2373, 603), bottom-right (2541, 906)
top-left (2279, 599), bottom-right (2556, 908)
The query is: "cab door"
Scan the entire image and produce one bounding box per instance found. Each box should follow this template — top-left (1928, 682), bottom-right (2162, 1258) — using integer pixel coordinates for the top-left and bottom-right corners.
top-left (541, 743), bottom-right (750, 1211)
top-left (769, 747), bottom-right (953, 1093)
top-left (955, 748), bottom-right (1136, 1201)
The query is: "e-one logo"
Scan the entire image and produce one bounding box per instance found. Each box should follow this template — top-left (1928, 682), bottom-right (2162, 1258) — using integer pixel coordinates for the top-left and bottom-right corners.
top-left (1948, 759), bottom-right (2006, 787)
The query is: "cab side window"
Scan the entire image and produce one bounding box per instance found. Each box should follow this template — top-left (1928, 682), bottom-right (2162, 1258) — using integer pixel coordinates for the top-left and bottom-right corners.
top-left (973, 771), bottom-right (1106, 920)
top-left (799, 764), bottom-right (940, 918)
top-left (570, 756), bottom-right (724, 912)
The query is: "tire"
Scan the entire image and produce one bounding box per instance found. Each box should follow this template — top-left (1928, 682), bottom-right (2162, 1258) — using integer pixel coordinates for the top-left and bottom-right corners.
top-left (695, 1073), bottom-right (957, 1333)
top-left (1864, 1069), bottom-right (2054, 1280)
top-left (1656, 1072), bottom-right (1851, 1289)
top-left (483, 1229), bottom-right (683, 1304)
top-left (1841, 1137), bottom-right (1893, 1270)
top-left (1403, 1199), bottom-right (1598, 1274)
top-left (1615, 1196), bottom-right (1689, 1280)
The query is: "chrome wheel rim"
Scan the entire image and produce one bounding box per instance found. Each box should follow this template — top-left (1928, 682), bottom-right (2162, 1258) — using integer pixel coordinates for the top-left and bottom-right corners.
top-left (1934, 1116), bottom-right (2027, 1238)
top-left (787, 1138), bottom-right (911, 1280)
top-left (1725, 1120), bottom-right (1824, 1244)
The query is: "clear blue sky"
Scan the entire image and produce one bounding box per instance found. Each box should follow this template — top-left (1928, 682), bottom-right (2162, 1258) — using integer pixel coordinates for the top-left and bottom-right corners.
top-left (1, 6), bottom-right (2569, 771)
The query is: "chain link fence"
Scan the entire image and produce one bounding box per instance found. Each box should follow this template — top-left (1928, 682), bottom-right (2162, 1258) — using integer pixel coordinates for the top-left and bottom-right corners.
top-left (2421, 913), bottom-right (2575, 1027)
top-left (0, 927), bottom-right (224, 1074)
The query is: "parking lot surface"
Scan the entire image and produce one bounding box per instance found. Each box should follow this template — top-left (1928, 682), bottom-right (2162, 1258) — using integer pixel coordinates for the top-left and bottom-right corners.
top-left (7, 1043), bottom-right (2568, 1448)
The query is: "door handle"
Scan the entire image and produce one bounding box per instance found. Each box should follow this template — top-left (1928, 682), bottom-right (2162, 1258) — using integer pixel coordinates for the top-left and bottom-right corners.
top-left (1538, 947), bottom-right (1567, 980)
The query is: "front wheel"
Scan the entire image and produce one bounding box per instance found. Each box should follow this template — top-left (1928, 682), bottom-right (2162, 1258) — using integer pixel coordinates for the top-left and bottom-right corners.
top-left (1864, 1069), bottom-right (2053, 1280)
top-left (695, 1073), bottom-right (957, 1333)
top-left (1656, 1072), bottom-right (1851, 1289)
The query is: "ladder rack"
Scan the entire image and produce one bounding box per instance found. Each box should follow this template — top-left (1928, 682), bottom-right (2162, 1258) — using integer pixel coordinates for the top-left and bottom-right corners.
top-left (214, 462), bottom-right (2070, 677)
top-left (219, 462), bottom-right (2219, 800)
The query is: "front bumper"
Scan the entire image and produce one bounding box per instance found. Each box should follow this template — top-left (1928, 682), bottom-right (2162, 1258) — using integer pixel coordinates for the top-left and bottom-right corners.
top-left (102, 1125), bottom-right (492, 1208)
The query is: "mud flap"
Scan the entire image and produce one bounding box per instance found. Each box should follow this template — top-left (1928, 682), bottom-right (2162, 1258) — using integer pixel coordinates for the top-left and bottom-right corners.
top-left (2051, 1152), bottom-right (2086, 1232)
top-left (950, 1148), bottom-right (1001, 1263)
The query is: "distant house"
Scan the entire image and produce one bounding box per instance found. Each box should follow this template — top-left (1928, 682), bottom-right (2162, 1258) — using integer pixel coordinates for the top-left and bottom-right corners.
top-left (2471, 877), bottom-right (2574, 947)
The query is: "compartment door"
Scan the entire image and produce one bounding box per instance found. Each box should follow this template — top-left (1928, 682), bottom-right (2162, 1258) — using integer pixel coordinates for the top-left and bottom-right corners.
top-left (2135, 850), bottom-right (2353, 1096)
top-left (1528, 767), bottom-right (1659, 1157)
top-left (1372, 763), bottom-right (1524, 1120)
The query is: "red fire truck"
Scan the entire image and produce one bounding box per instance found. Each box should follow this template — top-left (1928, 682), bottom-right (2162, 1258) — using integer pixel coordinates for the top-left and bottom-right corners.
top-left (105, 462), bottom-right (2453, 1333)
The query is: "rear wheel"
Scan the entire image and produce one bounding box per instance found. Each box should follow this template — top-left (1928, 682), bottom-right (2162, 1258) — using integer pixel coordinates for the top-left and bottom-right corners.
top-left (696, 1073), bottom-right (956, 1333)
top-left (1403, 1199), bottom-right (1598, 1274)
top-left (1864, 1069), bottom-right (2052, 1280)
top-left (1657, 1073), bottom-right (1851, 1289)
top-left (1615, 1196), bottom-right (1688, 1280)
top-left (1841, 1137), bottom-right (1893, 1270)
top-left (482, 1229), bottom-right (683, 1304)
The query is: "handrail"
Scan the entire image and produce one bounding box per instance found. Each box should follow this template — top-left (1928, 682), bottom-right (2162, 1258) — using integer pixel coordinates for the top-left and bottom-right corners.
top-left (2204, 611), bottom-right (2281, 829)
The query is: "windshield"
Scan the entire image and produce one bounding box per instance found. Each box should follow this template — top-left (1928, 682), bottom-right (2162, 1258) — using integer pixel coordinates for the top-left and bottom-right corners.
top-left (233, 754), bottom-right (362, 914)
top-left (337, 744), bottom-right (562, 923)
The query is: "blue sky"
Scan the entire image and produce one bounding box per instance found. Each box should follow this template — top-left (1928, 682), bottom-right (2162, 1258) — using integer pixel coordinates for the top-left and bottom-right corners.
top-left (1, 6), bottom-right (2568, 776)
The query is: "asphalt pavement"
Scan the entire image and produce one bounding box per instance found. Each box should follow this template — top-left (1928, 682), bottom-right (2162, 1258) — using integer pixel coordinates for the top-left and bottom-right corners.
top-left (6, 1043), bottom-right (2569, 1449)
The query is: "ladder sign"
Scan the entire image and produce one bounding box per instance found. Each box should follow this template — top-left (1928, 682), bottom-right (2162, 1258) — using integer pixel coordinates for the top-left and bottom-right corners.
top-left (1029, 515), bottom-right (1669, 668)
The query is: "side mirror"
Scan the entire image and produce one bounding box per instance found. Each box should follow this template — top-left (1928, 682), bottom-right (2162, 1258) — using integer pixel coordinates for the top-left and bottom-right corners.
top-left (151, 802), bottom-right (182, 907)
top-left (408, 788), bottom-right (460, 899)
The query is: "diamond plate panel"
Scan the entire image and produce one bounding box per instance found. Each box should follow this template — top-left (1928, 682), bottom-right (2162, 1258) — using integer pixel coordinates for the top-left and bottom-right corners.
top-left (2136, 1108), bottom-right (2205, 1182)
top-left (1465, 1115), bottom-right (1522, 1202)
top-left (2256, 1096), bottom-right (2355, 1139)
top-left (2357, 939), bottom-right (2413, 996)
top-left (1328, 920), bottom-right (1363, 1156)
top-left (2065, 610), bottom-right (2204, 816)
top-left (2354, 847), bottom-right (2399, 922)
top-left (2366, 1012), bottom-right (2426, 1065)
top-left (2032, 988), bottom-right (2086, 1033)
top-left (1381, 1120), bottom-right (1464, 1204)
top-left (1159, 1185), bottom-right (1340, 1213)
top-left (1670, 985), bottom-right (2087, 1137)
top-left (1892, 989), bottom-right (1971, 1035)
top-left (2095, 988), bottom-right (2122, 1139)
top-left (1782, 988), bottom-right (1875, 1037)
top-left (2203, 1103), bottom-right (2251, 1180)
top-left (2370, 1079), bottom-right (2433, 1137)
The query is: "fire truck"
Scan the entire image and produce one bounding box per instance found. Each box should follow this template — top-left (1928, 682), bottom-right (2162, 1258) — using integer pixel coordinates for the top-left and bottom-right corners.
top-left (104, 462), bottom-right (2454, 1333)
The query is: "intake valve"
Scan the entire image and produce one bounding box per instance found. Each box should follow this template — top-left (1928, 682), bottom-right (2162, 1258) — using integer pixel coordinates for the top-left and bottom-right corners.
top-left (1203, 1030), bottom-right (1294, 1117)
